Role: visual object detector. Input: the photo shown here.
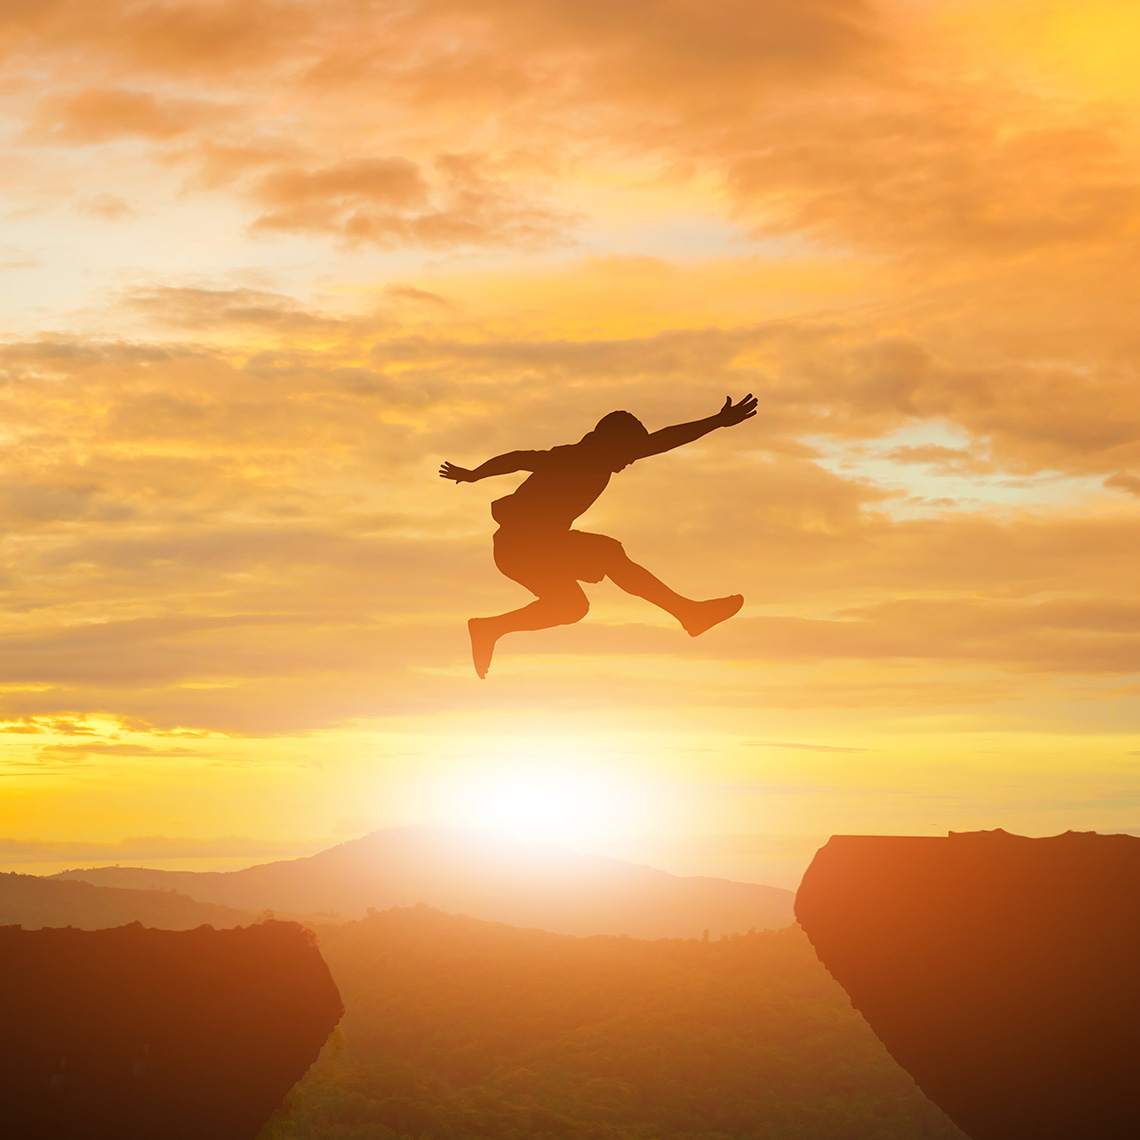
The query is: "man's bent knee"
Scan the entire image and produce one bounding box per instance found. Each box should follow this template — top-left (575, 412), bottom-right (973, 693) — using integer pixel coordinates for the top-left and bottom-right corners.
top-left (551, 591), bottom-right (590, 625)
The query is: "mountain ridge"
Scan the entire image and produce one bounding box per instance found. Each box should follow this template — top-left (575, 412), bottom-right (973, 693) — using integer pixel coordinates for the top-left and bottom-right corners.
top-left (0, 870), bottom-right (257, 930)
top-left (53, 824), bottom-right (794, 939)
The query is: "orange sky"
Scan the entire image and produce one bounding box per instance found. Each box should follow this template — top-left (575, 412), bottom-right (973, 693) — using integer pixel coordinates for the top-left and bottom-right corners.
top-left (1, 0), bottom-right (1138, 879)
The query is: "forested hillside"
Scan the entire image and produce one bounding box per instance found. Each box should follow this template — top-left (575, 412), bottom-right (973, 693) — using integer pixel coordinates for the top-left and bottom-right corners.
top-left (56, 826), bottom-right (793, 938)
top-left (258, 906), bottom-right (965, 1140)
top-left (0, 870), bottom-right (255, 930)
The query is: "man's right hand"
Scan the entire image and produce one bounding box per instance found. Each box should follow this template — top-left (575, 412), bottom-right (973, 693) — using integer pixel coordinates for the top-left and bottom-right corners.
top-left (439, 462), bottom-right (475, 482)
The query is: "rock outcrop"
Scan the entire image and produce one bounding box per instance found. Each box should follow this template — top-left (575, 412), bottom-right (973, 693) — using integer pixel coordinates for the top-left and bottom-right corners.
top-left (795, 829), bottom-right (1140, 1140)
top-left (0, 920), bottom-right (343, 1140)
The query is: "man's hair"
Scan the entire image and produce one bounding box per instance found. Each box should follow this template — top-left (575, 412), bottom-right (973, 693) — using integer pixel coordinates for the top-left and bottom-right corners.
top-left (591, 410), bottom-right (648, 445)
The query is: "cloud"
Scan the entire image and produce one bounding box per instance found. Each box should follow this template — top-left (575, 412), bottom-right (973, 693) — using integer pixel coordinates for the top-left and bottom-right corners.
top-left (886, 445), bottom-right (991, 475)
top-left (726, 102), bottom-right (1140, 258)
top-left (3, 0), bottom-right (880, 94)
top-left (0, 245), bottom-right (40, 270)
top-left (383, 283), bottom-right (454, 307)
top-left (0, 718), bottom-right (94, 735)
top-left (13, 0), bottom-right (1135, 284)
top-left (705, 598), bottom-right (1140, 674)
top-left (744, 740), bottom-right (874, 753)
top-left (1105, 472), bottom-right (1140, 496)
top-left (0, 479), bottom-right (134, 525)
top-left (303, 0), bottom-right (884, 117)
top-left (3, 0), bottom-right (1135, 285)
top-left (32, 87), bottom-right (218, 142)
top-left (250, 153), bottom-right (573, 248)
top-left (0, 0), bottom-right (312, 77)
top-left (254, 156), bottom-right (429, 217)
top-left (504, 594), bottom-right (1140, 677)
top-left (76, 192), bottom-right (137, 220)
top-left (123, 285), bottom-right (361, 334)
top-left (1, 1), bottom-right (1139, 744)
top-left (2, 0), bottom-right (883, 251)
top-left (36, 741), bottom-right (204, 758)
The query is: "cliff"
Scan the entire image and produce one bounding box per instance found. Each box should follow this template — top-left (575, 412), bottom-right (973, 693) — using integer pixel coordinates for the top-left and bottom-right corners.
top-left (795, 829), bottom-right (1140, 1140)
top-left (0, 920), bottom-right (343, 1140)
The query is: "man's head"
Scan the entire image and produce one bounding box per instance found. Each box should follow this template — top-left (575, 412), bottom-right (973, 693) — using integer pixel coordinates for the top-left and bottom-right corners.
top-left (584, 410), bottom-right (649, 470)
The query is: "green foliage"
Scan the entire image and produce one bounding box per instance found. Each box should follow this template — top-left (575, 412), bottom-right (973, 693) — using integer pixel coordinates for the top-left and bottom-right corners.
top-left (259, 907), bottom-right (965, 1140)
top-left (0, 871), bottom-right (253, 931)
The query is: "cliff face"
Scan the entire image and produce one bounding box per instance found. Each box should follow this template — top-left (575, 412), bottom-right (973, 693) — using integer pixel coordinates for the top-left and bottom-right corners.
top-left (795, 829), bottom-right (1140, 1140)
top-left (0, 920), bottom-right (343, 1140)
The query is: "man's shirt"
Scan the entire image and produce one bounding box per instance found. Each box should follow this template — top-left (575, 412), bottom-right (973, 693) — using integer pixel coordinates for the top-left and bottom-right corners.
top-left (491, 442), bottom-right (629, 531)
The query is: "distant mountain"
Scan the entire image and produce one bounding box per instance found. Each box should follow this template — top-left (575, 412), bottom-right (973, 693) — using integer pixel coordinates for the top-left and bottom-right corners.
top-left (54, 826), bottom-right (794, 939)
top-left (0, 870), bottom-right (256, 930)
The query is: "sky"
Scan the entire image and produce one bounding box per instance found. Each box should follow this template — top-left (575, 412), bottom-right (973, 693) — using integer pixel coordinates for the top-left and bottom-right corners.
top-left (1, 0), bottom-right (1139, 882)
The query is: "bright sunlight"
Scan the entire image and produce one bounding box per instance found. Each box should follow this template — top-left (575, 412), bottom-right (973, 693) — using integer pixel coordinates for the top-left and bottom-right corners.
top-left (439, 763), bottom-right (642, 848)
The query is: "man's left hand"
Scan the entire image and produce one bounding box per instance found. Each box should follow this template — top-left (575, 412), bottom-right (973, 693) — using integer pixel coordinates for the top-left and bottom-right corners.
top-left (716, 394), bottom-right (758, 427)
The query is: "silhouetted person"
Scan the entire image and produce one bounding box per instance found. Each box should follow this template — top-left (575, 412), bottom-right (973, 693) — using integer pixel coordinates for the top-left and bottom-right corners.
top-left (440, 394), bottom-right (758, 678)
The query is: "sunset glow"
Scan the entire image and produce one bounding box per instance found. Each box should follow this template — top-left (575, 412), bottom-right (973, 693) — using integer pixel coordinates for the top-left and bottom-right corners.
top-left (440, 764), bottom-right (639, 846)
top-left (1, 0), bottom-right (1139, 881)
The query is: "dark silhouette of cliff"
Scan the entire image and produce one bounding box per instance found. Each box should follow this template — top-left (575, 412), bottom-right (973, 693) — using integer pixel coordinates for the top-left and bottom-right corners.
top-left (795, 829), bottom-right (1140, 1140)
top-left (53, 825), bottom-right (794, 938)
top-left (0, 870), bottom-right (256, 930)
top-left (0, 920), bottom-right (343, 1140)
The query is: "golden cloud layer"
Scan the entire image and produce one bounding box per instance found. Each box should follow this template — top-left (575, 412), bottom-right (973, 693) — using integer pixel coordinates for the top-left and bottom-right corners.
top-left (0, 1), bottom-right (1136, 849)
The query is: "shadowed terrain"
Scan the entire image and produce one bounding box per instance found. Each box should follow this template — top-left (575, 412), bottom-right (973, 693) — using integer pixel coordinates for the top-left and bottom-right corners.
top-left (53, 825), bottom-right (795, 938)
top-left (258, 905), bottom-right (964, 1140)
top-left (796, 829), bottom-right (1140, 1140)
top-left (0, 921), bottom-right (342, 1140)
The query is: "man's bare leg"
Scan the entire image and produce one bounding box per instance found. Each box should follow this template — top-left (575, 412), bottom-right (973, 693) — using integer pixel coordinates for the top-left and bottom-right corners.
top-left (468, 587), bottom-right (590, 679)
top-left (605, 550), bottom-right (742, 636)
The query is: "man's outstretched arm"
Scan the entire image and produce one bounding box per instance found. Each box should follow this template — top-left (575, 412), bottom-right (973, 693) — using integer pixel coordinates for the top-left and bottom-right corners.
top-left (637, 394), bottom-right (757, 459)
top-left (439, 450), bottom-right (542, 483)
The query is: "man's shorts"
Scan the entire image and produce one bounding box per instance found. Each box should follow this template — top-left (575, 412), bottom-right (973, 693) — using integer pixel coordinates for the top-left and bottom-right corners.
top-left (493, 527), bottom-right (623, 596)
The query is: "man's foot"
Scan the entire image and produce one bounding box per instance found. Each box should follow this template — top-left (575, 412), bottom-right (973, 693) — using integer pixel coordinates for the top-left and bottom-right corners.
top-left (681, 594), bottom-right (743, 637)
top-left (468, 617), bottom-right (499, 679)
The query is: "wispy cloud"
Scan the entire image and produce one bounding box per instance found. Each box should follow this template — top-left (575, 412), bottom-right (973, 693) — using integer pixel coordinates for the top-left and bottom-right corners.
top-left (744, 741), bottom-right (876, 753)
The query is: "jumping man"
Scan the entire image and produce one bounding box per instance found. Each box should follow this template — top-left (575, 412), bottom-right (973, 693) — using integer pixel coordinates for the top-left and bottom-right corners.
top-left (440, 394), bottom-right (758, 678)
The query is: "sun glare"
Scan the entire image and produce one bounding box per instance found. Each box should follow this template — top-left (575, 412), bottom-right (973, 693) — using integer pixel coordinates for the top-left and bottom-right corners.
top-left (440, 764), bottom-right (639, 848)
